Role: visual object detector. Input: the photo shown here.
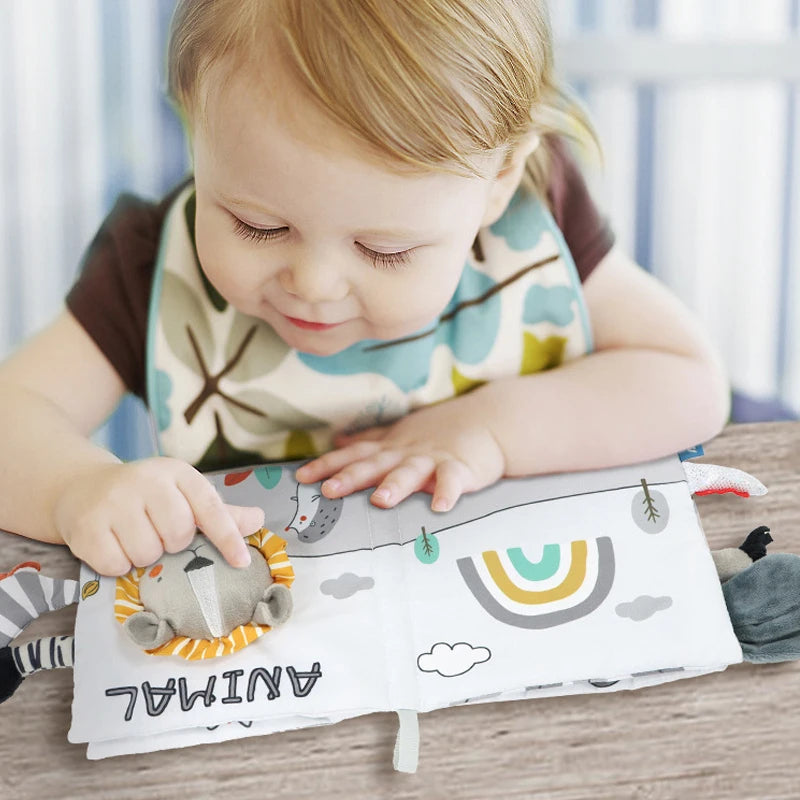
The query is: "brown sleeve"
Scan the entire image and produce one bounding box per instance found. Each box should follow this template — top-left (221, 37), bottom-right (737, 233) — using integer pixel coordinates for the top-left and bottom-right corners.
top-left (545, 136), bottom-right (615, 282)
top-left (65, 182), bottom-right (189, 399)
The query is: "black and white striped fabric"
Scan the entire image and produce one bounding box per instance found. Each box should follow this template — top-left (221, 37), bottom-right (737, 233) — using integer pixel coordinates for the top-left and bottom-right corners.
top-left (12, 635), bottom-right (75, 676)
top-left (0, 564), bottom-right (80, 648)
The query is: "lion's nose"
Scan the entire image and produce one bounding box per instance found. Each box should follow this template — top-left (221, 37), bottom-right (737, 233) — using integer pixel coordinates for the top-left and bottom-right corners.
top-left (184, 555), bottom-right (214, 573)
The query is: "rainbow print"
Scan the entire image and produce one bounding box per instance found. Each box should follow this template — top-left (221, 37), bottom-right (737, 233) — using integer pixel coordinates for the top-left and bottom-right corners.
top-left (456, 537), bottom-right (615, 628)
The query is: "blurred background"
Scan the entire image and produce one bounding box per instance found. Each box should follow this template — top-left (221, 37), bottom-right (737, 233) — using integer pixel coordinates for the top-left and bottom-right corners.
top-left (0, 0), bottom-right (798, 461)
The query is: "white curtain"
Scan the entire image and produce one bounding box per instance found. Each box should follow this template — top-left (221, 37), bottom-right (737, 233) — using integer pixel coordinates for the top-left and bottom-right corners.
top-left (0, 0), bottom-right (187, 457)
top-left (553, 0), bottom-right (799, 420)
top-left (0, 1), bottom-right (797, 461)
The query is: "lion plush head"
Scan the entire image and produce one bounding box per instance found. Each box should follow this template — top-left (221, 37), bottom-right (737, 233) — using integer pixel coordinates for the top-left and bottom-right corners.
top-left (115, 528), bottom-right (294, 660)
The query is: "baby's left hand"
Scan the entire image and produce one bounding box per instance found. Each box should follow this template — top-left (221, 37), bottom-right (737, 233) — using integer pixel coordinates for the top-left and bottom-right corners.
top-left (294, 396), bottom-right (506, 511)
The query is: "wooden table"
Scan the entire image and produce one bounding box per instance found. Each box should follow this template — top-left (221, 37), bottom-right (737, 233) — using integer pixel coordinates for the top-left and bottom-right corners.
top-left (1, 421), bottom-right (798, 800)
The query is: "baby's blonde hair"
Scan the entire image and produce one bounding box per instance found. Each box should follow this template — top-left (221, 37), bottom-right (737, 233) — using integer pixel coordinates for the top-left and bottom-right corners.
top-left (168, 0), bottom-right (598, 195)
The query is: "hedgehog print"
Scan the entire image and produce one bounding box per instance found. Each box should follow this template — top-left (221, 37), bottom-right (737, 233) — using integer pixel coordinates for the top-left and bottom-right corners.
top-left (285, 482), bottom-right (343, 543)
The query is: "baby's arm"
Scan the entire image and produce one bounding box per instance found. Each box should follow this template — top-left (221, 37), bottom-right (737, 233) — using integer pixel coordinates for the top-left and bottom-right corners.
top-left (298, 247), bottom-right (729, 509)
top-left (483, 246), bottom-right (729, 476)
top-left (0, 311), bottom-right (262, 575)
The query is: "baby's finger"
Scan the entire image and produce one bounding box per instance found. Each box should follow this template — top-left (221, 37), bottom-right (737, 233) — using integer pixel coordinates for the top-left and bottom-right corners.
top-left (295, 440), bottom-right (382, 483)
top-left (430, 459), bottom-right (469, 512)
top-left (225, 503), bottom-right (265, 537)
top-left (333, 426), bottom-right (387, 447)
top-left (145, 491), bottom-right (197, 554)
top-left (113, 511), bottom-right (165, 567)
top-left (320, 448), bottom-right (405, 497)
top-left (177, 470), bottom-right (251, 568)
top-left (370, 454), bottom-right (436, 508)
top-left (80, 532), bottom-right (132, 578)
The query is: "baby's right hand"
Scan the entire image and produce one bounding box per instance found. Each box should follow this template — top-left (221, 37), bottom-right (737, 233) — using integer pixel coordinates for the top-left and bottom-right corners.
top-left (52, 457), bottom-right (264, 576)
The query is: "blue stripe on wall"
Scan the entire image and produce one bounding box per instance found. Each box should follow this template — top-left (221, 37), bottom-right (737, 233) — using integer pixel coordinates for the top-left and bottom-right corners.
top-left (776, 0), bottom-right (800, 407)
top-left (576, 0), bottom-right (598, 30)
top-left (0, 11), bottom-right (23, 347)
top-left (633, 0), bottom-right (659, 272)
top-left (100, 3), bottom-right (129, 211)
top-left (157, 0), bottom-right (191, 191)
top-left (731, 392), bottom-right (799, 423)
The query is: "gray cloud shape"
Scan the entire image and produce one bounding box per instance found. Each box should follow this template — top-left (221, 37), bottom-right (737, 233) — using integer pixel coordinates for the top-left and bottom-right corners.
top-left (320, 572), bottom-right (375, 600)
top-left (417, 642), bottom-right (491, 677)
top-left (616, 595), bottom-right (673, 621)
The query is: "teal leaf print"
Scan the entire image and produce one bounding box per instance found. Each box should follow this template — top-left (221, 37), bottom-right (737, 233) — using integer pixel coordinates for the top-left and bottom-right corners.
top-left (254, 466), bottom-right (282, 490)
top-left (414, 527), bottom-right (440, 565)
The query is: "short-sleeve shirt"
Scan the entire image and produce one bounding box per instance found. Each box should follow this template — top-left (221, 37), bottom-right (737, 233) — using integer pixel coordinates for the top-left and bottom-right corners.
top-left (66, 136), bottom-right (614, 401)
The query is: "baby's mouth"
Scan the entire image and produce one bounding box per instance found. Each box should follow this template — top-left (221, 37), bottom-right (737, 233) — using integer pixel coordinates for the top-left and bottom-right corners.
top-left (284, 315), bottom-right (344, 331)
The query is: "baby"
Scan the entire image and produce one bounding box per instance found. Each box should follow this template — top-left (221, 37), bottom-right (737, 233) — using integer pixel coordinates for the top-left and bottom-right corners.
top-left (0, 0), bottom-right (729, 576)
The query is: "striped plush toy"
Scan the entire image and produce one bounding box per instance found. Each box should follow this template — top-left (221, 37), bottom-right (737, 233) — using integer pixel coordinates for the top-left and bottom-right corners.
top-left (0, 562), bottom-right (79, 702)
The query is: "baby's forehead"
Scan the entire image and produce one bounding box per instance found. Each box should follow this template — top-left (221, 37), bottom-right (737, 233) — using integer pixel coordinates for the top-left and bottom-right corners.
top-left (193, 39), bottom-right (500, 185)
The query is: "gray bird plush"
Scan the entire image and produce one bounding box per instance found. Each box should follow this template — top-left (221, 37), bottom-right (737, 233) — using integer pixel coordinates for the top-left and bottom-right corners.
top-left (712, 526), bottom-right (800, 663)
top-left (124, 533), bottom-right (294, 650)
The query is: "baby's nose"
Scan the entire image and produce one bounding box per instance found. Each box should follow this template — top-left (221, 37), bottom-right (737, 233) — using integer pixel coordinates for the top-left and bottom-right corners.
top-left (282, 253), bottom-right (349, 304)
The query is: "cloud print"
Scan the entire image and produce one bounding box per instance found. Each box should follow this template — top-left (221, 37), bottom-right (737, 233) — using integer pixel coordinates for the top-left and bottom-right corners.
top-left (417, 642), bottom-right (492, 677)
top-left (616, 595), bottom-right (673, 622)
top-left (320, 573), bottom-right (375, 600)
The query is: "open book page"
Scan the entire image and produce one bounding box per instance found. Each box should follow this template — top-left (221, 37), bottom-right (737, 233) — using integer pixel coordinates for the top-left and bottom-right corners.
top-left (394, 458), bottom-right (742, 710)
top-left (70, 455), bottom-right (742, 758)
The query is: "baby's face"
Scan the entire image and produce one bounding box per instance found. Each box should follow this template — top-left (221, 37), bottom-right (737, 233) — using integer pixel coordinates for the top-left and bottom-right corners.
top-left (190, 63), bottom-right (501, 357)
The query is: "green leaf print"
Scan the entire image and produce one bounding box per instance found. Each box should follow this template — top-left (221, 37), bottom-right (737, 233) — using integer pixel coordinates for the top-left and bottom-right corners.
top-left (195, 412), bottom-right (266, 472)
top-left (520, 331), bottom-right (566, 374)
top-left (160, 271), bottom-right (216, 376)
top-left (414, 527), bottom-right (440, 564)
top-left (451, 366), bottom-right (486, 396)
top-left (223, 312), bottom-right (290, 383)
top-left (283, 429), bottom-right (318, 460)
top-left (254, 466), bottom-right (282, 490)
top-left (227, 388), bottom-right (326, 437)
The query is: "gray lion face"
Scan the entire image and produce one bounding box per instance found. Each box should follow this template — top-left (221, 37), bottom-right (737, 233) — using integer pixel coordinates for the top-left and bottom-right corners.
top-left (123, 533), bottom-right (292, 649)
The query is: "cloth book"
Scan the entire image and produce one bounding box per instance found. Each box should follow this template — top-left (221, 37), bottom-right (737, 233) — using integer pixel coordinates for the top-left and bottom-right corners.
top-left (68, 454), bottom-right (743, 759)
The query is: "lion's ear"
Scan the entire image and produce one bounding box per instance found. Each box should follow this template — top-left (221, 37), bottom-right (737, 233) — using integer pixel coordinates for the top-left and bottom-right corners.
top-left (252, 583), bottom-right (293, 627)
top-left (123, 611), bottom-right (175, 649)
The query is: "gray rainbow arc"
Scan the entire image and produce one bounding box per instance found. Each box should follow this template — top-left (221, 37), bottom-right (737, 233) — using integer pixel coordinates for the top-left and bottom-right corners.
top-left (456, 536), bottom-right (615, 629)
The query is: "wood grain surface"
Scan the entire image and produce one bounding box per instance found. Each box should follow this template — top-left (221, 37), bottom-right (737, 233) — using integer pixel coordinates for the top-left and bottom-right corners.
top-left (0, 421), bottom-right (798, 800)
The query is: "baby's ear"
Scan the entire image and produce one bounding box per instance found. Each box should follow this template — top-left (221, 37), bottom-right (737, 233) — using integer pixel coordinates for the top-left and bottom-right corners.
top-left (123, 611), bottom-right (175, 649)
top-left (480, 132), bottom-right (541, 227)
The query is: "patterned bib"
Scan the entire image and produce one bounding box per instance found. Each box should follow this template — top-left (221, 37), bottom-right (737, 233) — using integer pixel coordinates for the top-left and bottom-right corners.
top-left (146, 184), bottom-right (593, 471)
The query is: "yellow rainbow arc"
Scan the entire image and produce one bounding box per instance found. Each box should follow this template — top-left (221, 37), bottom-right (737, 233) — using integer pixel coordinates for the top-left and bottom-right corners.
top-left (483, 540), bottom-right (587, 604)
